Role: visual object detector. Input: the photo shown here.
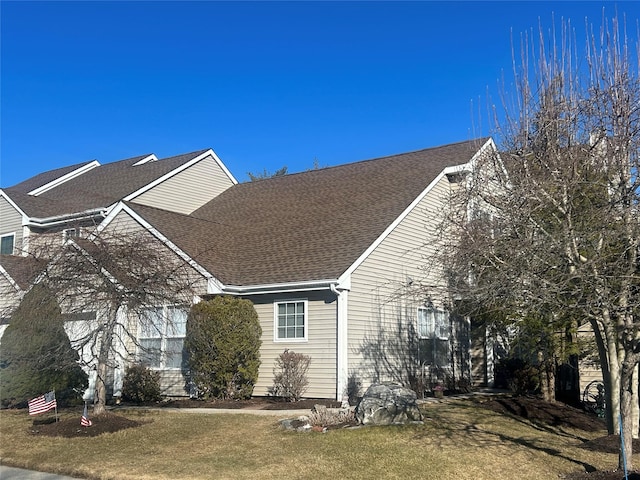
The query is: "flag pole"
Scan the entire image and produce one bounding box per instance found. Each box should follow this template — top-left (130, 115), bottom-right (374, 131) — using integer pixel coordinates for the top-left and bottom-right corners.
top-left (53, 389), bottom-right (58, 422)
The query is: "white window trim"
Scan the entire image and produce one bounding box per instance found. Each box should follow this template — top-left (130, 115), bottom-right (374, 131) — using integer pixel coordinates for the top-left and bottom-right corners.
top-left (0, 233), bottom-right (15, 255)
top-left (138, 305), bottom-right (188, 370)
top-left (63, 228), bottom-right (79, 241)
top-left (273, 299), bottom-right (308, 343)
top-left (417, 306), bottom-right (450, 340)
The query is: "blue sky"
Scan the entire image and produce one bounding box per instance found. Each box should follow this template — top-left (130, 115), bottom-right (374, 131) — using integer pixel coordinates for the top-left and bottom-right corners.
top-left (1, 1), bottom-right (637, 186)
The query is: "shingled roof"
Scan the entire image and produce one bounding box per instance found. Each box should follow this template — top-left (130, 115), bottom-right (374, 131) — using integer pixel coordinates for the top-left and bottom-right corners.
top-left (3, 150), bottom-right (209, 219)
top-left (129, 139), bottom-right (487, 286)
top-left (8, 160), bottom-right (98, 194)
top-left (0, 254), bottom-right (46, 290)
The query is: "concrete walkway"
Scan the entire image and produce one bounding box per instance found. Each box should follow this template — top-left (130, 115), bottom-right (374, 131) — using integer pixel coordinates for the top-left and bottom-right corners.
top-left (139, 406), bottom-right (314, 416)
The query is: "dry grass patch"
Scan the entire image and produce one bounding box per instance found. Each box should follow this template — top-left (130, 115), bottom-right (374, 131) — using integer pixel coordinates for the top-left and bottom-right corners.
top-left (0, 400), bottom-right (626, 480)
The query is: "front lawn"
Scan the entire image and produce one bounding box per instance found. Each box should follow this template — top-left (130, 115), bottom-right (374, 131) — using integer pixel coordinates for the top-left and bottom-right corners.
top-left (0, 398), bottom-right (625, 480)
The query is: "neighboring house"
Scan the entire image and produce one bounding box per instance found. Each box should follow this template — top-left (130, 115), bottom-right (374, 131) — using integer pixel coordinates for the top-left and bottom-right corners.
top-left (0, 138), bottom-right (496, 401)
top-left (0, 149), bottom-right (237, 256)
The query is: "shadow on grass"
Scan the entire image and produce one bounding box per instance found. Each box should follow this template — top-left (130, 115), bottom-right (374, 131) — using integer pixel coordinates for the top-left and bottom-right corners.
top-left (417, 401), bottom-right (600, 474)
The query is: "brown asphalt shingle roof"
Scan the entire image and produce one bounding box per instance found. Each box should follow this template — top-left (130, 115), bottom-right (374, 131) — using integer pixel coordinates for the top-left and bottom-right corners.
top-left (7, 160), bottom-right (97, 194)
top-left (0, 255), bottom-right (46, 290)
top-left (130, 139), bottom-right (487, 286)
top-left (4, 150), bottom-right (209, 218)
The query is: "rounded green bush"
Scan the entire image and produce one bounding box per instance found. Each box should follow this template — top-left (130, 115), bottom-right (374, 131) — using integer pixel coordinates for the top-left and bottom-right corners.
top-left (186, 296), bottom-right (262, 400)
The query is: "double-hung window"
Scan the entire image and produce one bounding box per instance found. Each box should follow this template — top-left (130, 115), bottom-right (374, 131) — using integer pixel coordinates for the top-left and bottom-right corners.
top-left (417, 307), bottom-right (449, 340)
top-left (274, 300), bottom-right (307, 341)
top-left (139, 306), bottom-right (188, 369)
top-left (417, 306), bottom-right (450, 367)
top-left (0, 233), bottom-right (15, 255)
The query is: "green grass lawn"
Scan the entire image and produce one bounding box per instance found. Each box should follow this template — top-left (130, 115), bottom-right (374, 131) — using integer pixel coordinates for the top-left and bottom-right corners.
top-left (0, 400), bottom-right (623, 480)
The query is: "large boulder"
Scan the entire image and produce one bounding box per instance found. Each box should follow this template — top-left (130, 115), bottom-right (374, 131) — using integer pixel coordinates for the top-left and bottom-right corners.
top-left (355, 383), bottom-right (423, 425)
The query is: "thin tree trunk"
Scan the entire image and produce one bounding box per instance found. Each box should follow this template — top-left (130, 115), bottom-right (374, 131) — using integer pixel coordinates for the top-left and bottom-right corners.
top-left (592, 318), bottom-right (615, 433)
top-left (538, 351), bottom-right (555, 402)
top-left (619, 356), bottom-right (636, 470)
top-left (632, 365), bottom-right (639, 439)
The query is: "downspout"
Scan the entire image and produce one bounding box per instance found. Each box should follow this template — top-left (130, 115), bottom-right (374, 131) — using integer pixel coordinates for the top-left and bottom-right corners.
top-left (331, 283), bottom-right (349, 407)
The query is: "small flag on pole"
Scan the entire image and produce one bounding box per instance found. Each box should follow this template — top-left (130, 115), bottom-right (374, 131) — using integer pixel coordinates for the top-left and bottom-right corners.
top-left (81, 403), bottom-right (92, 427)
top-left (28, 391), bottom-right (57, 416)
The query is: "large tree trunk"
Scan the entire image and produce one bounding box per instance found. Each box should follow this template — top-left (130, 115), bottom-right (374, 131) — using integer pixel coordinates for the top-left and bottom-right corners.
top-left (93, 311), bottom-right (116, 415)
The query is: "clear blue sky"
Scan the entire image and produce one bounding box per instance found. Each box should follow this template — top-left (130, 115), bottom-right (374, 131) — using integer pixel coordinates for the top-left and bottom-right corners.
top-left (1, 1), bottom-right (637, 186)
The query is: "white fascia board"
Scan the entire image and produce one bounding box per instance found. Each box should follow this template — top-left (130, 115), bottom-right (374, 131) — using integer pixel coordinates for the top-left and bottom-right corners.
top-left (0, 265), bottom-right (22, 293)
top-left (28, 160), bottom-right (101, 196)
top-left (97, 202), bottom-right (219, 286)
top-left (2, 188), bottom-right (106, 228)
top-left (337, 139), bottom-right (494, 285)
top-left (442, 137), bottom-right (495, 177)
top-left (131, 154), bottom-right (158, 166)
top-left (209, 148), bottom-right (239, 185)
top-left (0, 190), bottom-right (29, 224)
top-left (123, 149), bottom-right (238, 203)
top-left (222, 279), bottom-right (339, 296)
top-left (25, 208), bottom-right (107, 228)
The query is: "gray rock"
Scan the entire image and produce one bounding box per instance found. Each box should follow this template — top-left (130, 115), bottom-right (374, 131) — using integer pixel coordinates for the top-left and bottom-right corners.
top-left (355, 383), bottom-right (423, 425)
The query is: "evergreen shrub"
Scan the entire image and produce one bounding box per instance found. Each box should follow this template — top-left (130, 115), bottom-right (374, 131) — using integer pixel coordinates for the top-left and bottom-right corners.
top-left (0, 284), bottom-right (87, 408)
top-left (185, 296), bottom-right (262, 399)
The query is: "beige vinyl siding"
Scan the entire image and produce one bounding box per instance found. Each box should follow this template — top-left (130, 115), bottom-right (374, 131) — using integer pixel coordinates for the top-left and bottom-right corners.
top-left (577, 322), bottom-right (602, 395)
top-left (131, 155), bottom-right (235, 214)
top-left (104, 210), bottom-right (144, 234)
top-left (250, 291), bottom-right (338, 399)
top-left (347, 176), bottom-right (461, 391)
top-left (0, 197), bottom-right (23, 253)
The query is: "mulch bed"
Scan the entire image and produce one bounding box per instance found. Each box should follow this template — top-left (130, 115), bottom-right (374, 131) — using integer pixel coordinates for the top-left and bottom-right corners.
top-left (479, 396), bottom-right (639, 480)
top-left (478, 395), bottom-right (605, 432)
top-left (30, 413), bottom-right (143, 437)
top-left (157, 397), bottom-right (342, 410)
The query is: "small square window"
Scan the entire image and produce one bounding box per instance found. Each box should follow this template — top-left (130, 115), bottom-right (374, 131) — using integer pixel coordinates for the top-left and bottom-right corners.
top-left (0, 234), bottom-right (15, 255)
top-left (275, 300), bottom-right (307, 341)
top-left (63, 228), bottom-right (79, 240)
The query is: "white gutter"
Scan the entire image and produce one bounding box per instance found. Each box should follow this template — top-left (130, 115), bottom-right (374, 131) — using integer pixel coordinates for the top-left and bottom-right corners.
top-left (223, 279), bottom-right (339, 296)
top-left (24, 208), bottom-right (107, 228)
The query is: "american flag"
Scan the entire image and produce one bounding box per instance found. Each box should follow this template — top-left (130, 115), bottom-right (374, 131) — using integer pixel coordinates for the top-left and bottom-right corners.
top-left (81, 403), bottom-right (92, 427)
top-left (28, 391), bottom-right (57, 416)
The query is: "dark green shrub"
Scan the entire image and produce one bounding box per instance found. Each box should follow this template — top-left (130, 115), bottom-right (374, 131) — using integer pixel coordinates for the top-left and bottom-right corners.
top-left (0, 284), bottom-right (87, 408)
top-left (270, 349), bottom-right (311, 401)
top-left (121, 364), bottom-right (162, 403)
top-left (495, 358), bottom-right (540, 395)
top-left (185, 296), bottom-right (262, 399)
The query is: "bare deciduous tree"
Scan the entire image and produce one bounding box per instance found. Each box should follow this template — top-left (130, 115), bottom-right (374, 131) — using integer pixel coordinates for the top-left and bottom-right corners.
top-left (40, 227), bottom-right (202, 414)
top-left (436, 13), bottom-right (639, 469)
